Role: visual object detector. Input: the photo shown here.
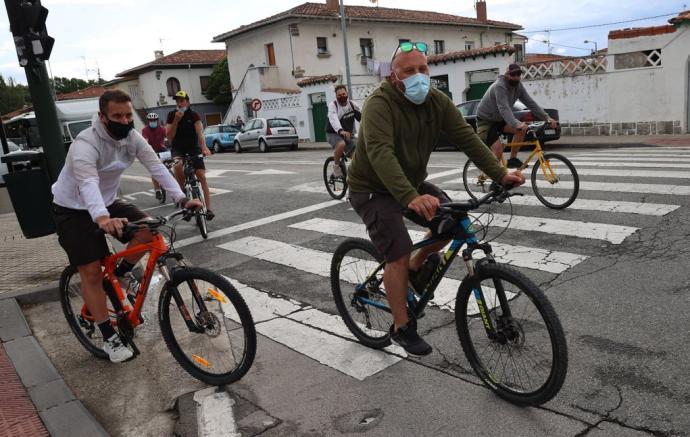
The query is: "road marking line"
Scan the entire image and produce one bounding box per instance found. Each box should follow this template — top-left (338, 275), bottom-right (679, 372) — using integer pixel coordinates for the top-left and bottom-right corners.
top-left (220, 237), bottom-right (506, 313)
top-left (569, 156), bottom-right (690, 163)
top-left (445, 179), bottom-right (690, 196)
top-left (226, 278), bottom-right (405, 379)
top-left (568, 161), bottom-right (690, 169)
top-left (194, 390), bottom-right (240, 437)
top-left (289, 181), bottom-right (327, 193)
top-left (586, 148), bottom-right (690, 153)
top-left (289, 218), bottom-right (588, 274)
top-left (575, 169), bottom-right (690, 179)
top-left (489, 214), bottom-right (637, 244)
top-left (442, 190), bottom-right (679, 217)
top-left (425, 169), bottom-right (463, 180)
top-left (175, 200), bottom-right (342, 247)
top-left (573, 153), bottom-right (690, 159)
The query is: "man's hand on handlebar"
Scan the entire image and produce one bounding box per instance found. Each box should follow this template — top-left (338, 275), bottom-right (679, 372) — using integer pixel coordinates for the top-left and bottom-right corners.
top-left (516, 122), bottom-right (528, 131)
top-left (340, 130), bottom-right (352, 141)
top-left (500, 170), bottom-right (525, 188)
top-left (183, 199), bottom-right (203, 210)
top-left (547, 118), bottom-right (559, 129)
top-left (408, 194), bottom-right (441, 221)
top-left (201, 147), bottom-right (212, 157)
top-left (96, 216), bottom-right (128, 238)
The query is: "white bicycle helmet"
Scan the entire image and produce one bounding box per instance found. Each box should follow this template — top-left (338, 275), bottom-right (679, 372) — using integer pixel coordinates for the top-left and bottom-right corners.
top-left (146, 112), bottom-right (159, 121)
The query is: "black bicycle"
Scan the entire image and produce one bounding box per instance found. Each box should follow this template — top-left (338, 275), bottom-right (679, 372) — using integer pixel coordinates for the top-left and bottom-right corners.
top-left (178, 154), bottom-right (208, 239)
top-left (330, 183), bottom-right (568, 406)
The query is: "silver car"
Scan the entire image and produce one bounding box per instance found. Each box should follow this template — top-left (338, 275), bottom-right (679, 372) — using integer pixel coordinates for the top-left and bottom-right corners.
top-left (233, 117), bottom-right (299, 153)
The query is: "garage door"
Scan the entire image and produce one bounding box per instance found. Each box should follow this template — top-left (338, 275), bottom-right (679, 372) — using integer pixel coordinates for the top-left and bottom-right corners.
top-left (466, 81), bottom-right (493, 100)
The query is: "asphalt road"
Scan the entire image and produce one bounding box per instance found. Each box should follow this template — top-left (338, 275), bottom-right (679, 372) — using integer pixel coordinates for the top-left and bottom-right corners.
top-left (24, 145), bottom-right (690, 436)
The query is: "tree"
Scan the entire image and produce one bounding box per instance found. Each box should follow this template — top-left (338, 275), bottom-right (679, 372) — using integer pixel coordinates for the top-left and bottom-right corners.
top-left (204, 58), bottom-right (232, 105)
top-left (49, 76), bottom-right (104, 95)
top-left (0, 74), bottom-right (31, 115)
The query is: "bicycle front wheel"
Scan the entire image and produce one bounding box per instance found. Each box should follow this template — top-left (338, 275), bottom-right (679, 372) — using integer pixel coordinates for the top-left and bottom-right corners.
top-left (455, 263), bottom-right (568, 406)
top-left (323, 157), bottom-right (348, 200)
top-left (159, 267), bottom-right (256, 386)
top-left (463, 159), bottom-right (493, 200)
top-left (531, 153), bottom-right (579, 209)
top-left (330, 238), bottom-right (392, 349)
top-left (59, 265), bottom-right (109, 360)
top-left (191, 185), bottom-right (209, 239)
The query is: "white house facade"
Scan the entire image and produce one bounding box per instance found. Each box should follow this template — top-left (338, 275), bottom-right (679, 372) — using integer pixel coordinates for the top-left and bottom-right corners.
top-left (212, 0), bottom-right (526, 141)
top-left (107, 50), bottom-right (228, 127)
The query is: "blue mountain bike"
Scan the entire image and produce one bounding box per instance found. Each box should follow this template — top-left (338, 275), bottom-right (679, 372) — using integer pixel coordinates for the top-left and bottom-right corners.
top-left (330, 184), bottom-right (568, 406)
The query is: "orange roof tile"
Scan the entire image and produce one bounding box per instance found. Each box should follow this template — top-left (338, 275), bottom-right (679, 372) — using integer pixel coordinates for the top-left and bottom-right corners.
top-left (297, 74), bottom-right (339, 87)
top-left (116, 50), bottom-right (226, 77)
top-left (213, 2), bottom-right (520, 42)
top-left (609, 25), bottom-right (675, 40)
top-left (427, 44), bottom-right (515, 65)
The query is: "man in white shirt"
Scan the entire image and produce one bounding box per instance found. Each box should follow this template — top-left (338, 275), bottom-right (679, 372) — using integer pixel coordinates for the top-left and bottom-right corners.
top-left (52, 90), bottom-right (200, 363)
top-left (326, 85), bottom-right (361, 177)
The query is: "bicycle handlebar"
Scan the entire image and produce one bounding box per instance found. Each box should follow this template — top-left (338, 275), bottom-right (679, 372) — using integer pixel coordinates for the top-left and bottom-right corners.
top-left (438, 182), bottom-right (517, 214)
top-left (96, 208), bottom-right (204, 241)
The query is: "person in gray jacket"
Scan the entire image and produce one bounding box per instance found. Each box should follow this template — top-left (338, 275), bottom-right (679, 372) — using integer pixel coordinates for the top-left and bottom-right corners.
top-left (476, 63), bottom-right (558, 168)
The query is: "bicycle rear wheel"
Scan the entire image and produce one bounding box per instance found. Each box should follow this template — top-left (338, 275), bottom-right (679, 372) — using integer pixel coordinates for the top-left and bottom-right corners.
top-left (59, 265), bottom-right (110, 360)
top-left (455, 263), bottom-right (567, 406)
top-left (159, 267), bottom-right (256, 385)
top-left (191, 185), bottom-right (209, 239)
top-left (531, 153), bottom-right (579, 209)
top-left (323, 156), bottom-right (348, 200)
top-left (330, 238), bottom-right (392, 349)
top-left (463, 159), bottom-right (493, 200)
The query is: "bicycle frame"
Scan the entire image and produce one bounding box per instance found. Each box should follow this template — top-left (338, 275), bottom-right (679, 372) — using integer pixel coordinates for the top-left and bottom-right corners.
top-left (100, 233), bottom-right (169, 327)
top-left (355, 216), bottom-right (504, 336)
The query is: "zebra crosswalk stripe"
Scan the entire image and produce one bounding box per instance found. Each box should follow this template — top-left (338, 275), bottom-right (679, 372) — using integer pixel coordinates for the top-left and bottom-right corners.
top-left (568, 161), bottom-right (690, 169)
top-left (569, 156), bottom-right (690, 163)
top-left (575, 168), bottom-right (690, 179)
top-left (288, 217), bottom-right (588, 274)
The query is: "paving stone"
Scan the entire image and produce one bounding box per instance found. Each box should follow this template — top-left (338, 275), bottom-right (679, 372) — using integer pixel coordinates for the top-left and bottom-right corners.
top-left (4, 336), bottom-right (60, 388)
top-left (29, 378), bottom-right (76, 411)
top-left (0, 298), bottom-right (30, 341)
top-left (39, 400), bottom-right (109, 437)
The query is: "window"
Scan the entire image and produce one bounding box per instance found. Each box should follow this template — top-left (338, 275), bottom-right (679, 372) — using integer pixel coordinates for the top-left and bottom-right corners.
top-left (166, 77), bottom-right (181, 96)
top-left (360, 38), bottom-right (373, 59)
top-left (317, 37), bottom-right (329, 55)
top-left (266, 43), bottom-right (276, 66)
top-left (268, 119), bottom-right (293, 128)
top-left (220, 125), bottom-right (239, 133)
top-left (464, 41), bottom-right (475, 51)
top-left (513, 44), bottom-right (524, 63)
top-left (199, 76), bottom-right (210, 93)
top-left (434, 40), bottom-right (445, 55)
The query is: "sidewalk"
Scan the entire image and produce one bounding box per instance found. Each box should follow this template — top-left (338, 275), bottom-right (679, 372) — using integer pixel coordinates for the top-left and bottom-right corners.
top-left (549, 133), bottom-right (690, 147)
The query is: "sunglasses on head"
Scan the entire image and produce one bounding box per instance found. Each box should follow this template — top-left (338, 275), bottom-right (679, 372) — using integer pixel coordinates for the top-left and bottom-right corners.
top-left (393, 41), bottom-right (428, 60)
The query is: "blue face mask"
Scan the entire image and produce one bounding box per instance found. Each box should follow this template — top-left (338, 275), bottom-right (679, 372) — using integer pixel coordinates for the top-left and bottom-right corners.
top-left (400, 73), bottom-right (430, 105)
top-left (177, 106), bottom-right (187, 113)
top-left (148, 122), bottom-right (158, 129)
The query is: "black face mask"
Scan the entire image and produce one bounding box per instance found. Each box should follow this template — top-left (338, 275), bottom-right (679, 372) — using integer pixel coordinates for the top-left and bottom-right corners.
top-left (105, 118), bottom-right (134, 140)
top-left (507, 79), bottom-right (520, 87)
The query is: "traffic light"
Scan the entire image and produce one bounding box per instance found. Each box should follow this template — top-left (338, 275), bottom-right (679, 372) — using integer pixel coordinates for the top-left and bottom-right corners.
top-left (3, 0), bottom-right (54, 65)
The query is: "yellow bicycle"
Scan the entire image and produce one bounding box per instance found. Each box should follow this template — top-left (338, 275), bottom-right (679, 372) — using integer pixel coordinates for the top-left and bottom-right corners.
top-left (463, 122), bottom-right (579, 209)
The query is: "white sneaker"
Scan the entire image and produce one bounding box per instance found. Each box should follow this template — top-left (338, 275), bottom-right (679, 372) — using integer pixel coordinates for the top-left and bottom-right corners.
top-left (103, 334), bottom-right (133, 363)
top-left (333, 164), bottom-right (343, 178)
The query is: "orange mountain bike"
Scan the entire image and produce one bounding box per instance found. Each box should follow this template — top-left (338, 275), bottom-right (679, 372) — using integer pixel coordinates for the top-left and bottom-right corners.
top-left (59, 209), bottom-right (256, 385)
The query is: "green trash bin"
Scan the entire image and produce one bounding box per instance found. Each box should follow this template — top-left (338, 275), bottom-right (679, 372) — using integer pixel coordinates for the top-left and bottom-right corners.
top-left (1, 151), bottom-right (57, 239)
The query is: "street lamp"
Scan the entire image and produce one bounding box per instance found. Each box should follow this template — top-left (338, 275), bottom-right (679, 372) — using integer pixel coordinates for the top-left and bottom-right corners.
top-left (339, 0), bottom-right (352, 96)
top-left (584, 40), bottom-right (598, 55)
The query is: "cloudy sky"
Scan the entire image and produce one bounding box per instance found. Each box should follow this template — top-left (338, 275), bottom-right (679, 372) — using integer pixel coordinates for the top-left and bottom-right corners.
top-left (0, 0), bottom-right (687, 84)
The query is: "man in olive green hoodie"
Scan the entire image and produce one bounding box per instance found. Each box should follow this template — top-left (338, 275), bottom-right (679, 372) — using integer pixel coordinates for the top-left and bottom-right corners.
top-left (347, 43), bottom-right (525, 356)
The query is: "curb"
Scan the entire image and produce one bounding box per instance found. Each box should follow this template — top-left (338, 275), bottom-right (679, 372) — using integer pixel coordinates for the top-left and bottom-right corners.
top-left (0, 298), bottom-right (109, 436)
top-left (0, 281), bottom-right (60, 305)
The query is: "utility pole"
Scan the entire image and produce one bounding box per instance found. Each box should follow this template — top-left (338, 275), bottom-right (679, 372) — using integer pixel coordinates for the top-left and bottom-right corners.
top-left (339, 0), bottom-right (353, 96)
top-left (546, 30), bottom-right (551, 55)
top-left (4, 0), bottom-right (64, 183)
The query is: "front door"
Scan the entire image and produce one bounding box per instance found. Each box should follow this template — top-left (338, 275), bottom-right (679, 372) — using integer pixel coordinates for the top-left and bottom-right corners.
top-left (312, 102), bottom-right (328, 142)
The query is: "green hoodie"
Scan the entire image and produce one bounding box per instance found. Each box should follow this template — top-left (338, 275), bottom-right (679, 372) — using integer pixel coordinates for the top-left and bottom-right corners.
top-left (347, 80), bottom-right (507, 207)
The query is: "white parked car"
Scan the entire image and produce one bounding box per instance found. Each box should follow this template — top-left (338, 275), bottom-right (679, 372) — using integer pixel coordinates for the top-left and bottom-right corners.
top-left (233, 117), bottom-right (299, 153)
top-left (0, 141), bottom-right (21, 185)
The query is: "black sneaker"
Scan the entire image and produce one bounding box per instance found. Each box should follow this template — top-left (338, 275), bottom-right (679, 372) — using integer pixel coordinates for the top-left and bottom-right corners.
top-left (155, 190), bottom-right (162, 200)
top-left (206, 209), bottom-right (215, 221)
top-left (409, 252), bottom-right (441, 294)
top-left (390, 322), bottom-right (432, 356)
top-left (507, 157), bottom-right (524, 168)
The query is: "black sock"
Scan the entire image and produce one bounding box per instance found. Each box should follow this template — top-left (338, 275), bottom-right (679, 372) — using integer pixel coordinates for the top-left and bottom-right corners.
top-left (114, 260), bottom-right (135, 277)
top-left (98, 320), bottom-right (117, 340)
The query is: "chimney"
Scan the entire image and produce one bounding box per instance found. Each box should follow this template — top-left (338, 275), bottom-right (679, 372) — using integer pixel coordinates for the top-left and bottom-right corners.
top-left (476, 1), bottom-right (487, 22)
top-left (326, 0), bottom-right (339, 12)
top-left (154, 50), bottom-right (164, 59)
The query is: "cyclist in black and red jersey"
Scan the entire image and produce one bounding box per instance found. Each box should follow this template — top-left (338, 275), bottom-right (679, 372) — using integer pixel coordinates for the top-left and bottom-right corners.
top-left (142, 112), bottom-right (167, 200)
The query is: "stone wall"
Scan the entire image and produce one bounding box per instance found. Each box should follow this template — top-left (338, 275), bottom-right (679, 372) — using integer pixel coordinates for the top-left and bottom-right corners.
top-left (559, 120), bottom-right (683, 136)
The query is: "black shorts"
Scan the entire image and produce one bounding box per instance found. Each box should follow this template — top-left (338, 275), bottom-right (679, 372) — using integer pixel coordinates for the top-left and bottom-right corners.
top-left (172, 148), bottom-right (205, 170)
top-left (349, 182), bottom-right (451, 262)
top-left (53, 200), bottom-right (148, 266)
top-left (477, 118), bottom-right (507, 147)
